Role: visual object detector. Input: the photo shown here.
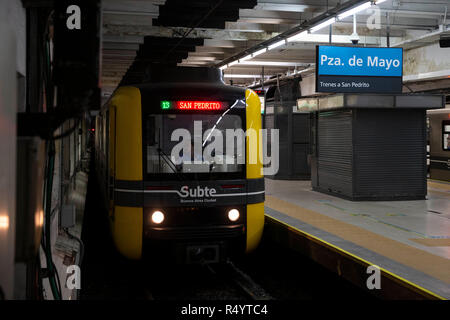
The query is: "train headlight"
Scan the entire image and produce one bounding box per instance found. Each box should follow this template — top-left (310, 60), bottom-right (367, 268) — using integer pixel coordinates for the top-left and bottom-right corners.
top-left (151, 210), bottom-right (165, 224)
top-left (228, 209), bottom-right (240, 222)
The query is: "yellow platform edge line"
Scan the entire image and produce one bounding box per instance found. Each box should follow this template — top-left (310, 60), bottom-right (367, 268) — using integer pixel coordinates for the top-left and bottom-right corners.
top-left (428, 190), bottom-right (450, 197)
top-left (265, 214), bottom-right (446, 300)
top-left (428, 178), bottom-right (450, 184)
top-left (428, 179), bottom-right (450, 188)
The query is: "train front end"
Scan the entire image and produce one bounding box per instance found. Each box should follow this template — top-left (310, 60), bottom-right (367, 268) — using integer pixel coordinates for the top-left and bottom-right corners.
top-left (110, 67), bottom-right (264, 263)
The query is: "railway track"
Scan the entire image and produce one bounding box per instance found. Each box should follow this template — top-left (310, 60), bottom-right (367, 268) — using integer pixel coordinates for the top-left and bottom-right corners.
top-left (140, 260), bottom-right (273, 301)
top-left (206, 262), bottom-right (273, 301)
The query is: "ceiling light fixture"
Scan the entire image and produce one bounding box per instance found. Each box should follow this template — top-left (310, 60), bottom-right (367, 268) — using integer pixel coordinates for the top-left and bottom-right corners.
top-left (238, 61), bottom-right (308, 67)
top-left (223, 74), bottom-right (271, 78)
top-left (310, 17), bottom-right (336, 32)
top-left (240, 54), bottom-right (253, 62)
top-left (252, 48), bottom-right (268, 57)
top-left (219, 1), bottom-right (390, 72)
top-left (268, 39), bottom-right (286, 50)
top-left (287, 31), bottom-right (308, 43)
top-left (338, 2), bottom-right (371, 20)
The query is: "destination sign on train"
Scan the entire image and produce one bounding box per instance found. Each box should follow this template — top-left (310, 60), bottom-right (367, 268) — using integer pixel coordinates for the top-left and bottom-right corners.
top-left (315, 45), bottom-right (403, 93)
top-left (160, 100), bottom-right (225, 110)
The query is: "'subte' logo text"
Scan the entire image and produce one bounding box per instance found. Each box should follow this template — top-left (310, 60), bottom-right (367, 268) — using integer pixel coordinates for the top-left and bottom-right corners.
top-left (180, 186), bottom-right (217, 198)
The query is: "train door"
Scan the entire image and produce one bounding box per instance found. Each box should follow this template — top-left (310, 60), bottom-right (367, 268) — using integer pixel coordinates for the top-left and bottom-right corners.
top-left (108, 107), bottom-right (116, 220)
top-left (443, 120), bottom-right (450, 151)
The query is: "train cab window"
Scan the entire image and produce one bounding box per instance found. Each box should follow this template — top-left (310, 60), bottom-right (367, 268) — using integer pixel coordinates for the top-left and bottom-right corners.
top-left (145, 113), bottom-right (245, 179)
top-left (443, 121), bottom-right (450, 151)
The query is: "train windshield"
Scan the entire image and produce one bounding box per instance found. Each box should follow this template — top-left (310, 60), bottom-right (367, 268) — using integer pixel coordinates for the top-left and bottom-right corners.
top-left (145, 112), bottom-right (245, 179)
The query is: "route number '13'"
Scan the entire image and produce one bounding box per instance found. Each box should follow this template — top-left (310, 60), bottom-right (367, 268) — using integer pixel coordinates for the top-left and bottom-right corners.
top-left (66, 5), bottom-right (81, 30)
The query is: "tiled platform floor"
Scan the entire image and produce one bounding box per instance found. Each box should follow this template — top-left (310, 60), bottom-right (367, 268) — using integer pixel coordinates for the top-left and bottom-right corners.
top-left (264, 178), bottom-right (450, 298)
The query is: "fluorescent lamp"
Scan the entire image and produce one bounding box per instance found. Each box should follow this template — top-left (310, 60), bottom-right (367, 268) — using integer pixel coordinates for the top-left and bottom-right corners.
top-left (239, 61), bottom-right (308, 67)
top-left (228, 60), bottom-right (238, 67)
top-left (375, 0), bottom-right (387, 4)
top-left (219, 65), bottom-right (227, 70)
top-left (223, 74), bottom-right (270, 78)
top-left (252, 48), bottom-right (267, 57)
top-left (240, 54), bottom-right (253, 62)
top-left (338, 2), bottom-right (371, 20)
top-left (268, 39), bottom-right (286, 50)
top-left (287, 31), bottom-right (308, 43)
top-left (310, 17), bottom-right (336, 32)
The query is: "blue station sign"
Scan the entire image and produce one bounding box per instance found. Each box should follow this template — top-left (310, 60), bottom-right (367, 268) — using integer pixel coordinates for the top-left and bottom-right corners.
top-left (315, 45), bottom-right (403, 93)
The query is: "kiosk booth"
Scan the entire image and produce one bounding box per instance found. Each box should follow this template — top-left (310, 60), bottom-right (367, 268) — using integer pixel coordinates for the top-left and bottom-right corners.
top-left (304, 94), bottom-right (445, 201)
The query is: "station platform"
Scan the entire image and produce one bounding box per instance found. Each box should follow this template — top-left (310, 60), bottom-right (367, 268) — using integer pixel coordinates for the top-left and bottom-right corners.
top-left (263, 178), bottom-right (450, 299)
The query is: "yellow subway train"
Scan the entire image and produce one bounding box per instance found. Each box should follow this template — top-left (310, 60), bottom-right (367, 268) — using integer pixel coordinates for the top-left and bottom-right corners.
top-left (95, 66), bottom-right (265, 262)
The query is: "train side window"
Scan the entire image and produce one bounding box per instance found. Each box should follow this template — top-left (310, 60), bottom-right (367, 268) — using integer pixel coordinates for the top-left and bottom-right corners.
top-left (443, 121), bottom-right (450, 151)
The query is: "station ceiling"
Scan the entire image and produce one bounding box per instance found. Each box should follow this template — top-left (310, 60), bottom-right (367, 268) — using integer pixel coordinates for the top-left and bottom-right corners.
top-left (101, 0), bottom-right (450, 98)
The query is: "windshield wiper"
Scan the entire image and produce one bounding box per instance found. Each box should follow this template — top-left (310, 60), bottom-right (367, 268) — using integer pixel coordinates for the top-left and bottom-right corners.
top-left (157, 147), bottom-right (180, 172)
top-left (156, 129), bottom-right (185, 181)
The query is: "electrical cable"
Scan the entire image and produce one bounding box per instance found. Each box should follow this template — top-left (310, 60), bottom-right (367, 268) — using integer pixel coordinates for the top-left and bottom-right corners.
top-left (36, 251), bottom-right (44, 300)
top-left (52, 261), bottom-right (62, 296)
top-left (41, 9), bottom-right (83, 141)
top-left (43, 10), bottom-right (54, 112)
top-left (36, 8), bottom-right (89, 300)
top-left (38, 244), bottom-right (50, 300)
top-left (50, 206), bottom-right (58, 219)
top-left (27, 6), bottom-right (107, 300)
top-left (42, 141), bottom-right (62, 300)
top-left (64, 228), bottom-right (85, 266)
top-left (49, 117), bottom-right (81, 140)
